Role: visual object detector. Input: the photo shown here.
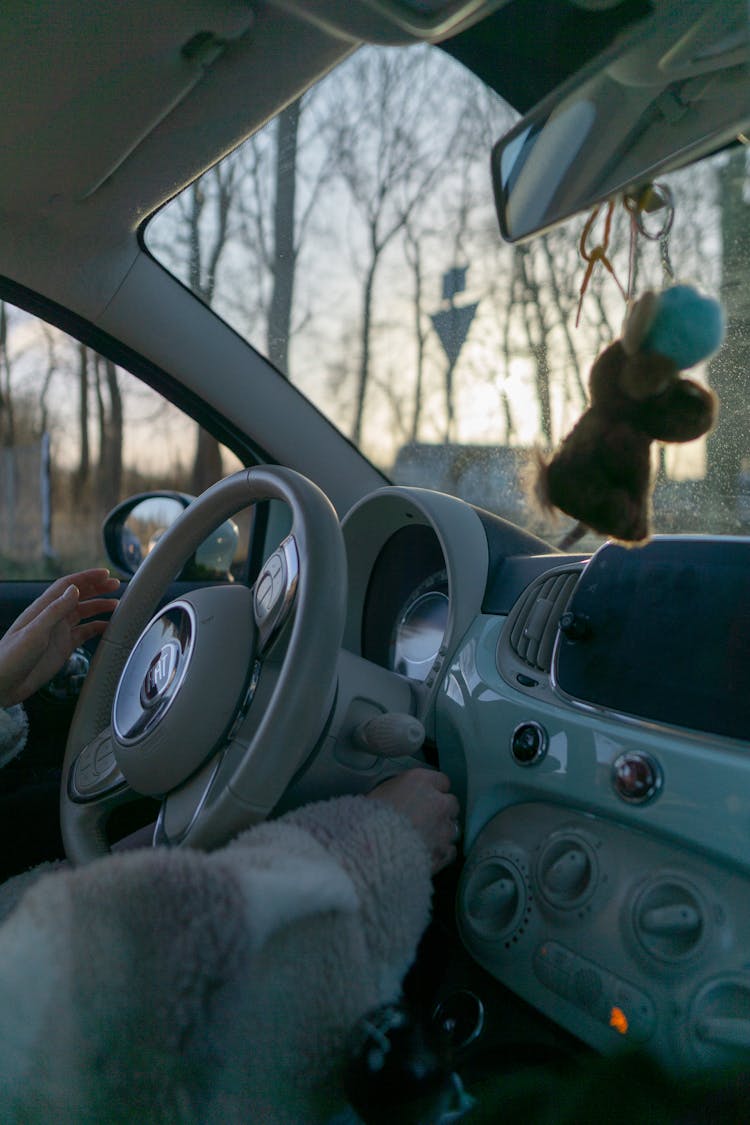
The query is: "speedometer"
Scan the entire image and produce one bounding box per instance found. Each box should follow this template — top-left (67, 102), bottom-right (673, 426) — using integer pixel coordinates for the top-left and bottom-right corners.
top-left (389, 569), bottom-right (449, 681)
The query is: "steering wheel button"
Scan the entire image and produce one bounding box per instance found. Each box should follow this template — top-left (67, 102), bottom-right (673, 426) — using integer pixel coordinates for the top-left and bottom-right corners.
top-left (94, 742), bottom-right (114, 767)
top-left (255, 573), bottom-right (274, 617)
top-left (76, 762), bottom-right (95, 786)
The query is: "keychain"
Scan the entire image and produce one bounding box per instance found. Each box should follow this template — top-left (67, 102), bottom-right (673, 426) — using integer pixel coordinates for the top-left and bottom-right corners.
top-left (624, 183), bottom-right (676, 294)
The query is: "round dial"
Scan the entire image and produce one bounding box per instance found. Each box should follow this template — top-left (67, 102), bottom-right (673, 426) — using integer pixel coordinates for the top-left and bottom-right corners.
top-left (389, 569), bottom-right (449, 681)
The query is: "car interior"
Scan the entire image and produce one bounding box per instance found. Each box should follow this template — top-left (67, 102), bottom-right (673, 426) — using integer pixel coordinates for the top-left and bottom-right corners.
top-left (1, 0), bottom-right (749, 1116)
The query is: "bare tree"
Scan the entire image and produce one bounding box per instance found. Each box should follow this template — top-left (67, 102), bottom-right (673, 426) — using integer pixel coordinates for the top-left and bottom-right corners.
top-left (515, 244), bottom-right (553, 448)
top-left (37, 323), bottom-right (58, 438)
top-left (0, 303), bottom-right (15, 446)
top-left (267, 102), bottom-right (301, 374)
top-left (75, 343), bottom-right (90, 499)
top-left (94, 354), bottom-right (123, 512)
top-left (326, 49), bottom-right (456, 447)
top-left (149, 162), bottom-right (240, 491)
top-left (403, 223), bottom-right (428, 442)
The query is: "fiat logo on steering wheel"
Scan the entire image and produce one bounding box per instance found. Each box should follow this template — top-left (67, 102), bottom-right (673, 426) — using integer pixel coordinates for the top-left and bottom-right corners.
top-left (140, 641), bottom-right (180, 708)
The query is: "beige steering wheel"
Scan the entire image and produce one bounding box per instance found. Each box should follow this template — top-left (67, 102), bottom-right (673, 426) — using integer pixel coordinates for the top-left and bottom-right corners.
top-left (60, 466), bottom-right (347, 864)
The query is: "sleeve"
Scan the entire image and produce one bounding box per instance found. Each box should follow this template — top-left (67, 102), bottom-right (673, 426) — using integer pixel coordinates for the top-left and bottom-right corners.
top-left (269, 794), bottom-right (433, 987)
top-left (0, 795), bottom-right (433, 1125)
top-left (0, 704), bottom-right (27, 768)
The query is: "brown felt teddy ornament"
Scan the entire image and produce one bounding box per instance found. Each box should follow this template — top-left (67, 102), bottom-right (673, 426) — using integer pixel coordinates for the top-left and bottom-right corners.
top-left (536, 285), bottom-right (724, 544)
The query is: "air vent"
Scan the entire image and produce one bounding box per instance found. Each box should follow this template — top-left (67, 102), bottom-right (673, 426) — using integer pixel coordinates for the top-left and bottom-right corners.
top-left (506, 568), bottom-right (580, 673)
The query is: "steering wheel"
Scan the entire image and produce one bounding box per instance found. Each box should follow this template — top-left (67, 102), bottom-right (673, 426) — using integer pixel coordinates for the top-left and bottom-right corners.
top-left (60, 466), bottom-right (347, 864)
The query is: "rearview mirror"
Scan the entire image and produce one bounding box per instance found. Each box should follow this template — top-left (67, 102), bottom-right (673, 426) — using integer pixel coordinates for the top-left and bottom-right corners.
top-left (492, 0), bottom-right (749, 243)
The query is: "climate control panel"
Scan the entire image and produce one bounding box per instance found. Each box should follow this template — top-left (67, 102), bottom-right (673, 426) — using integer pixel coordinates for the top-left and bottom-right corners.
top-left (457, 802), bottom-right (750, 1070)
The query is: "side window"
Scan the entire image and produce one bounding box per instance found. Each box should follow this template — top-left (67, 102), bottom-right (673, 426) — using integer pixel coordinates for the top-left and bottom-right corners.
top-left (0, 301), bottom-right (245, 579)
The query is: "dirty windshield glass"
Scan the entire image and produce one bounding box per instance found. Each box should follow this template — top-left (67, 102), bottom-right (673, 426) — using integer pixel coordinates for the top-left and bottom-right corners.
top-left (147, 43), bottom-right (749, 549)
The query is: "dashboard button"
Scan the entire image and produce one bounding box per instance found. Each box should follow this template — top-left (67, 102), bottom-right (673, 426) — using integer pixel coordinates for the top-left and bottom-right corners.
top-left (611, 751), bottom-right (665, 805)
top-left (534, 943), bottom-right (655, 1043)
top-left (534, 942), bottom-right (573, 992)
top-left (612, 751), bottom-right (662, 804)
top-left (610, 982), bottom-right (656, 1043)
top-left (573, 966), bottom-right (605, 1016)
top-left (511, 721), bottom-right (548, 766)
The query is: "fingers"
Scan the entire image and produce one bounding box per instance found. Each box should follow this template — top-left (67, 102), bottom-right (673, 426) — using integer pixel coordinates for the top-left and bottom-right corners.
top-left (72, 596), bottom-right (120, 623)
top-left (69, 569), bottom-right (121, 599)
top-left (13, 583), bottom-right (115, 642)
top-left (73, 619), bottom-right (112, 646)
top-left (430, 770), bottom-right (452, 793)
top-left (7, 570), bottom-right (120, 635)
top-left (421, 773), bottom-right (460, 874)
top-left (367, 767), bottom-right (462, 876)
top-left (434, 843), bottom-right (457, 874)
top-left (7, 576), bottom-right (76, 632)
top-left (432, 791), bottom-right (461, 875)
top-left (31, 584), bottom-right (81, 633)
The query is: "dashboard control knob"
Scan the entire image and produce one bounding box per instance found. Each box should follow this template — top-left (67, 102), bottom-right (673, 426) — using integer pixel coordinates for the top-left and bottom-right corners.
top-left (511, 721), bottom-right (548, 766)
top-left (612, 751), bottom-right (662, 804)
top-left (641, 903), bottom-right (701, 935)
top-left (537, 833), bottom-right (597, 908)
top-left (689, 977), bottom-right (750, 1066)
top-left (460, 853), bottom-right (527, 942)
top-left (633, 876), bottom-right (706, 961)
top-left (546, 848), bottom-right (590, 895)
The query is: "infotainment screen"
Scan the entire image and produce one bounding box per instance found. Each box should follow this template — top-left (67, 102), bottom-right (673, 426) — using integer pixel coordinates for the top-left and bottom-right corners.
top-left (555, 539), bottom-right (750, 742)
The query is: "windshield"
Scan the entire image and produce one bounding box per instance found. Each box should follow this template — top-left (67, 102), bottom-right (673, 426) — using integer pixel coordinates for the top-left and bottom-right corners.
top-left (147, 42), bottom-right (748, 550)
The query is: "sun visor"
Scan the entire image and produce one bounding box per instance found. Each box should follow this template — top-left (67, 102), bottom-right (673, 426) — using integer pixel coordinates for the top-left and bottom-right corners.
top-left (1, 0), bottom-right (254, 205)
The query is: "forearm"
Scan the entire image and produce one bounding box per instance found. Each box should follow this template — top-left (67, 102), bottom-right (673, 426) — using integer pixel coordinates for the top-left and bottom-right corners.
top-left (0, 799), bottom-right (433, 1123)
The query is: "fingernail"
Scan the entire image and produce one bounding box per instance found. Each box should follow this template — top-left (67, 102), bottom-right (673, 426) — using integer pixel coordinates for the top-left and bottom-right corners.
top-left (65, 584), bottom-right (79, 600)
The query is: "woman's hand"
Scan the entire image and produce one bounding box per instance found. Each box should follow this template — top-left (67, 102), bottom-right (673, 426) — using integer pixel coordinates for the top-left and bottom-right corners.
top-left (367, 768), bottom-right (460, 874)
top-left (0, 568), bottom-right (120, 707)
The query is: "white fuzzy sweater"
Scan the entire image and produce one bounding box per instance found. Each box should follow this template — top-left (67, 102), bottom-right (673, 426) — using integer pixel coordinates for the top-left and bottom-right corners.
top-left (0, 711), bottom-right (433, 1123)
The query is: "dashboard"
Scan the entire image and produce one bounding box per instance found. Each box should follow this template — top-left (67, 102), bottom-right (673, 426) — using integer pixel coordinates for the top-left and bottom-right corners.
top-left (327, 486), bottom-right (750, 1075)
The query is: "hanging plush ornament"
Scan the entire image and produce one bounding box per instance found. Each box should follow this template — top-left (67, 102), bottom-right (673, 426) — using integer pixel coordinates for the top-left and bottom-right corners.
top-left (535, 284), bottom-right (724, 545)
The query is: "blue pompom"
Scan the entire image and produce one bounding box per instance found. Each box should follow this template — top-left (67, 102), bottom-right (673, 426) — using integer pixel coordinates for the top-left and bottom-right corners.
top-left (642, 285), bottom-right (725, 369)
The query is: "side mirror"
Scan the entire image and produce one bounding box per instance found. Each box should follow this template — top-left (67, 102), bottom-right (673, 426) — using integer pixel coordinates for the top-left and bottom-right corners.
top-left (102, 492), bottom-right (240, 580)
top-left (103, 492), bottom-right (192, 576)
